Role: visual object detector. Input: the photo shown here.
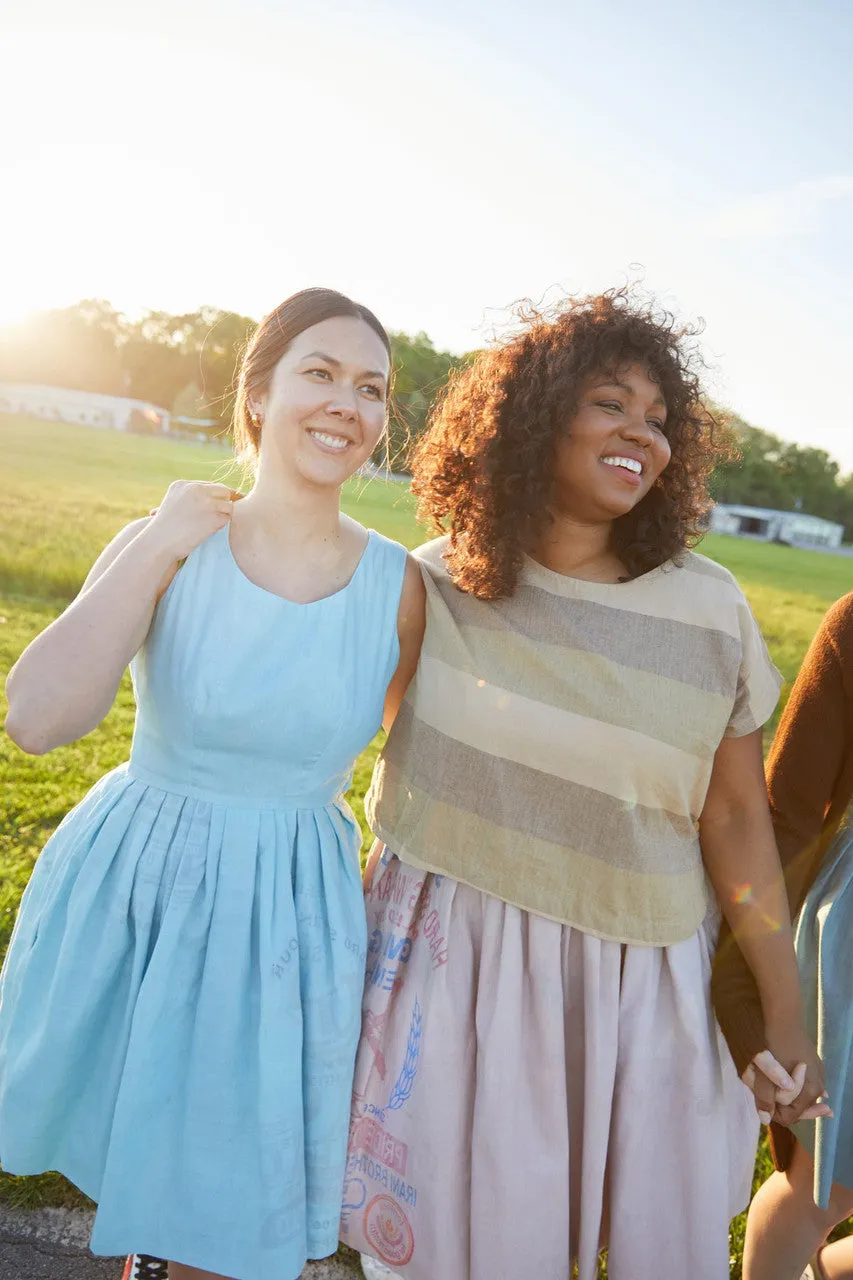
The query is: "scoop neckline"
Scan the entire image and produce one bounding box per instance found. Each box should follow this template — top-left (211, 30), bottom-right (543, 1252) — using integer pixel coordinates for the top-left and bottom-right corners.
top-left (521, 551), bottom-right (674, 593)
top-left (223, 523), bottom-right (375, 606)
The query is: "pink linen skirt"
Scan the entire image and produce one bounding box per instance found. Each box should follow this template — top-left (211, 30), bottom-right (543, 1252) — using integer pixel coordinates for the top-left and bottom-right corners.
top-left (340, 849), bottom-right (758, 1280)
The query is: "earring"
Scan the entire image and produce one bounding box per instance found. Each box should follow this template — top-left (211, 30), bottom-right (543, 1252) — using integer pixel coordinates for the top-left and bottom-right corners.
top-left (250, 411), bottom-right (261, 428)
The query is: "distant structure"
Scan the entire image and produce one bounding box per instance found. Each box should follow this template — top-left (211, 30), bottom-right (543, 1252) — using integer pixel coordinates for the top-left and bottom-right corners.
top-left (710, 503), bottom-right (844, 550)
top-left (0, 382), bottom-right (170, 434)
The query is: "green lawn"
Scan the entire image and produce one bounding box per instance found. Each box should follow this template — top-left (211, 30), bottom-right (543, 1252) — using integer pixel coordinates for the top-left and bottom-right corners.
top-left (1, 414), bottom-right (852, 1271)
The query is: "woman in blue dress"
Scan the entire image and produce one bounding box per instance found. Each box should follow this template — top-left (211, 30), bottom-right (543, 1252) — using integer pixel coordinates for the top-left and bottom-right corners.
top-left (0, 287), bottom-right (425, 1280)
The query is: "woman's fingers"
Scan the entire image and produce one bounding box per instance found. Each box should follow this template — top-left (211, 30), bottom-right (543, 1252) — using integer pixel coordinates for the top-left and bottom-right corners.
top-left (802, 1065), bottom-right (829, 1113)
top-left (205, 483), bottom-right (242, 501)
top-left (740, 1051), bottom-right (827, 1126)
top-left (151, 482), bottom-right (241, 514)
top-left (798, 1101), bottom-right (834, 1120)
top-left (198, 481), bottom-right (235, 495)
top-left (775, 1061), bottom-right (807, 1107)
top-left (741, 1050), bottom-right (800, 1123)
top-left (751, 1050), bottom-right (797, 1094)
top-left (743, 1050), bottom-right (830, 1128)
top-left (775, 1096), bottom-right (834, 1126)
top-left (773, 1062), bottom-right (833, 1126)
top-left (746, 1063), bottom-right (779, 1125)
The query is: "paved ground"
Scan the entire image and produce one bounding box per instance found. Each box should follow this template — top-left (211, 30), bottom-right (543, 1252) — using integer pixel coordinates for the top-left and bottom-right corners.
top-left (0, 1233), bottom-right (122, 1280)
top-left (0, 1208), bottom-right (362, 1280)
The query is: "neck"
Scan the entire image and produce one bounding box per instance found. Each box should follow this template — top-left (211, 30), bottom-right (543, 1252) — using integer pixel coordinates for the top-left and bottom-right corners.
top-left (531, 511), bottom-right (623, 581)
top-left (237, 456), bottom-right (344, 546)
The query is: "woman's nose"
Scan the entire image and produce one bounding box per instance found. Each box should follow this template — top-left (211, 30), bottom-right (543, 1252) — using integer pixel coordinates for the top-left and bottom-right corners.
top-left (622, 414), bottom-right (654, 444)
top-left (327, 389), bottom-right (358, 421)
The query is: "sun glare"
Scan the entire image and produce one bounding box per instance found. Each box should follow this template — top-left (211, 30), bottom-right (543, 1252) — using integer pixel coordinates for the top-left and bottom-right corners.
top-left (0, 31), bottom-right (244, 329)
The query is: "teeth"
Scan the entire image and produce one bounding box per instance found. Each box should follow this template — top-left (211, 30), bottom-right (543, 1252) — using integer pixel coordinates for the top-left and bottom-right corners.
top-left (310, 430), bottom-right (348, 451)
top-left (602, 455), bottom-right (642, 475)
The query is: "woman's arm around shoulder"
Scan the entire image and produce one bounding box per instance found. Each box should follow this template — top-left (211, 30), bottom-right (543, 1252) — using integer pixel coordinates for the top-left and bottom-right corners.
top-left (5, 480), bottom-right (237, 755)
top-left (383, 554), bottom-right (426, 732)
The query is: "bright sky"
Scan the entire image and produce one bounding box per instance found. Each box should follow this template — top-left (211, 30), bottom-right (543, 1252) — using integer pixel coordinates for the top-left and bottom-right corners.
top-left (3, 0), bottom-right (852, 467)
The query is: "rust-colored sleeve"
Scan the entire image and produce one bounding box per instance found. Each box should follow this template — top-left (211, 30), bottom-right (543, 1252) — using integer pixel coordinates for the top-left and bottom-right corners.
top-left (766, 596), bottom-right (853, 910)
top-left (712, 594), bottom-right (853, 1085)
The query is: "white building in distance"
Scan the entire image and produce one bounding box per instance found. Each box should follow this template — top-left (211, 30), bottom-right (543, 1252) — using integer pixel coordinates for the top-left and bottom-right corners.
top-left (710, 503), bottom-right (844, 549)
top-left (0, 382), bottom-right (170, 434)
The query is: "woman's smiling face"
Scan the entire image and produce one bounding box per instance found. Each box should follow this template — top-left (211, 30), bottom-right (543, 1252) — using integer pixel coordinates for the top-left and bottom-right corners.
top-left (551, 364), bottom-right (672, 522)
top-left (250, 315), bottom-right (390, 488)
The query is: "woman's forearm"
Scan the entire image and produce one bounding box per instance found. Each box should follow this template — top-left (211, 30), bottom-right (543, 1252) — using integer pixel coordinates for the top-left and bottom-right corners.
top-left (5, 520), bottom-right (176, 754)
top-left (700, 805), bottom-right (802, 1024)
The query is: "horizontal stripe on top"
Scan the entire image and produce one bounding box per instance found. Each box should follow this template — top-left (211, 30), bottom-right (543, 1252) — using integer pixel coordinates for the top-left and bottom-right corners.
top-left (442, 582), bottom-right (743, 697)
top-left (383, 701), bottom-right (699, 872)
top-left (520, 550), bottom-right (747, 634)
top-left (421, 623), bottom-right (730, 758)
top-left (368, 762), bottom-right (709, 946)
top-left (414, 654), bottom-right (711, 817)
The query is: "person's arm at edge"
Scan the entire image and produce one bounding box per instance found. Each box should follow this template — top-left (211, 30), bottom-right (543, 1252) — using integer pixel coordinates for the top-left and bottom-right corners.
top-left (382, 554), bottom-right (426, 733)
top-left (712, 598), bottom-right (853, 1074)
top-left (767, 596), bottom-right (853, 910)
top-left (4, 518), bottom-right (180, 754)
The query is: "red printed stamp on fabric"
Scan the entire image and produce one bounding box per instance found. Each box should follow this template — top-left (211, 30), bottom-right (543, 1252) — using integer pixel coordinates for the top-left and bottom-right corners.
top-left (364, 1194), bottom-right (415, 1267)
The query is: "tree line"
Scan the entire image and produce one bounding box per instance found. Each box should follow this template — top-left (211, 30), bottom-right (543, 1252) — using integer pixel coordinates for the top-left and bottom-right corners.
top-left (2, 300), bottom-right (852, 539)
top-left (0, 300), bottom-right (459, 473)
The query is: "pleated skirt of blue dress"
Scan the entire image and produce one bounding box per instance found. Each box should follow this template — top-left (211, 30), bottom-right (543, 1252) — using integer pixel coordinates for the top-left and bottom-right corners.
top-left (0, 766), bottom-right (368, 1278)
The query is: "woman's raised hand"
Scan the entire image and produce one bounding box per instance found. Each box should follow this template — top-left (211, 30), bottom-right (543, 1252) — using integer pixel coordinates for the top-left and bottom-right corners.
top-left (147, 481), bottom-right (241, 561)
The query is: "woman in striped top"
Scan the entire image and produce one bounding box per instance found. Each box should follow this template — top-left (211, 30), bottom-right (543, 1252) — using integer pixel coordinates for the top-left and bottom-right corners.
top-left (342, 290), bottom-right (822, 1280)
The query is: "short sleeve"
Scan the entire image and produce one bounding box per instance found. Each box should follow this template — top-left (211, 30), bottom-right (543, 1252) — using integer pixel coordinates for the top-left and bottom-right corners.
top-left (724, 595), bottom-right (783, 737)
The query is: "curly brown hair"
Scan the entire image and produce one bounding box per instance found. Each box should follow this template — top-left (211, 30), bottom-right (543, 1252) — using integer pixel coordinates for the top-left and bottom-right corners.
top-left (411, 288), bottom-right (729, 599)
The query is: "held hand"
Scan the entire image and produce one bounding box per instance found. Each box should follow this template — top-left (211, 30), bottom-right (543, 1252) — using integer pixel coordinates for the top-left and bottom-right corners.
top-left (766, 1020), bottom-right (827, 1121)
top-left (145, 481), bottom-right (241, 561)
top-left (774, 1056), bottom-right (834, 1128)
top-left (772, 1060), bottom-right (833, 1122)
top-left (742, 1055), bottom-right (833, 1126)
top-left (741, 1050), bottom-right (797, 1124)
top-left (746, 1024), bottom-right (831, 1127)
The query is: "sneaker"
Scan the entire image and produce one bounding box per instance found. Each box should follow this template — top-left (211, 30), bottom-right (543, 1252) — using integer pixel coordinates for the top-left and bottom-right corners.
top-left (361, 1254), bottom-right (400, 1279)
top-left (122, 1257), bottom-right (169, 1279)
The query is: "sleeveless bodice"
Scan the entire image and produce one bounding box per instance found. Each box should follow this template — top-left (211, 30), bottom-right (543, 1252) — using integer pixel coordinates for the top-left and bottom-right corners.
top-left (129, 524), bottom-right (406, 809)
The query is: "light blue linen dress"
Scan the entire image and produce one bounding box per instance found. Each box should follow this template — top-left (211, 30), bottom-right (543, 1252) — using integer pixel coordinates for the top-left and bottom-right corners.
top-left (791, 805), bottom-right (853, 1206)
top-left (0, 522), bottom-right (407, 1280)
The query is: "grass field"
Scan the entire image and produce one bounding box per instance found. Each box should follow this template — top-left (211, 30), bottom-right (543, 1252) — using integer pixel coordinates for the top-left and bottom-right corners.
top-left (2, 414), bottom-right (852, 1272)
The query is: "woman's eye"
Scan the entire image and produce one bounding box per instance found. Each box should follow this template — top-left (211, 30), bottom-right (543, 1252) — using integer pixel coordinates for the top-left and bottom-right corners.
top-left (649, 419), bottom-right (666, 433)
top-left (306, 368), bottom-right (331, 379)
top-left (360, 385), bottom-right (383, 399)
top-left (598, 400), bottom-right (622, 412)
